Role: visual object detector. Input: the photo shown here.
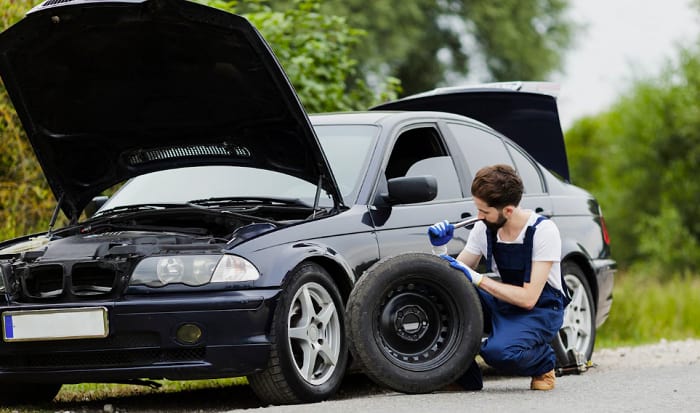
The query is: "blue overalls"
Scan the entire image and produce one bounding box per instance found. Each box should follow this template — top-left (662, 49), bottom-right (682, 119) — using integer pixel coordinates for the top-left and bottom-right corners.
top-left (457, 216), bottom-right (568, 389)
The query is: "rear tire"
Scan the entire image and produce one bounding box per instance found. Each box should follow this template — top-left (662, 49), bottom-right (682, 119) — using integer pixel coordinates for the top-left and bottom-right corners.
top-left (553, 261), bottom-right (596, 369)
top-left (346, 253), bottom-right (483, 393)
top-left (0, 383), bottom-right (61, 405)
top-left (248, 262), bottom-right (347, 405)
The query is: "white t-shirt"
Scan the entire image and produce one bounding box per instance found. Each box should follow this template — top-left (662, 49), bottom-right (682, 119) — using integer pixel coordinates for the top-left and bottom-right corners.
top-left (463, 211), bottom-right (563, 292)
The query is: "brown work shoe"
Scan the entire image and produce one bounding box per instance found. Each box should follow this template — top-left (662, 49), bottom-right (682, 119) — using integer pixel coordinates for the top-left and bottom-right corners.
top-left (530, 369), bottom-right (556, 391)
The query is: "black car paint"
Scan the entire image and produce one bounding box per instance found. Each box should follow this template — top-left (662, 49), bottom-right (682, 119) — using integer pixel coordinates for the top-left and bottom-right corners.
top-left (0, 109), bottom-right (614, 387)
top-left (0, 0), bottom-right (614, 400)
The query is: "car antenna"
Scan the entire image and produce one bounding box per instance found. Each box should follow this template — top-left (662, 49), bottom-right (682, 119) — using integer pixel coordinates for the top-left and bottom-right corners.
top-left (47, 193), bottom-right (64, 237)
top-left (312, 174), bottom-right (323, 219)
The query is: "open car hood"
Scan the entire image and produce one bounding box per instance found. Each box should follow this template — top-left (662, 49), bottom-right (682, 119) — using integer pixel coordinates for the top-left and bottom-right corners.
top-left (0, 0), bottom-right (342, 220)
top-left (372, 82), bottom-right (570, 182)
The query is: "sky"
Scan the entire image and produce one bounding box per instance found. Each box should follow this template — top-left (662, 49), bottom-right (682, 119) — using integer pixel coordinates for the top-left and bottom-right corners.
top-left (554, 0), bottom-right (700, 129)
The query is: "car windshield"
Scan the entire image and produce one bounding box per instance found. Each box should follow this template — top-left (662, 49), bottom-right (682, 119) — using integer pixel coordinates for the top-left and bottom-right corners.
top-left (98, 124), bottom-right (379, 212)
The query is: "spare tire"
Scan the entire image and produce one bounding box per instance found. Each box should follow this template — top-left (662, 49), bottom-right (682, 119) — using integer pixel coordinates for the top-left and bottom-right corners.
top-left (346, 253), bottom-right (483, 393)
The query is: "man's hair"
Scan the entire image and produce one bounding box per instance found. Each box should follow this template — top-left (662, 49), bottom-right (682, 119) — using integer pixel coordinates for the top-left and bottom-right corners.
top-left (471, 164), bottom-right (523, 209)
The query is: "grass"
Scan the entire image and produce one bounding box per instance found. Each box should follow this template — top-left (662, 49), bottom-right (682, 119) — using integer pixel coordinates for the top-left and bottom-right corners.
top-left (595, 270), bottom-right (700, 347)
top-left (0, 378), bottom-right (251, 413)
top-left (57, 377), bottom-right (247, 402)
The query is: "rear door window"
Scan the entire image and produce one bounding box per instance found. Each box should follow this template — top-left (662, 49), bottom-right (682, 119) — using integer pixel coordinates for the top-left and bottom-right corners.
top-left (506, 141), bottom-right (545, 194)
top-left (447, 123), bottom-right (514, 177)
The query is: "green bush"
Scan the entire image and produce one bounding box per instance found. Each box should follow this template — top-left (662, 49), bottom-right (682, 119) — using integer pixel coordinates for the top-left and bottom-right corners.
top-left (566, 48), bottom-right (700, 273)
top-left (596, 270), bottom-right (700, 348)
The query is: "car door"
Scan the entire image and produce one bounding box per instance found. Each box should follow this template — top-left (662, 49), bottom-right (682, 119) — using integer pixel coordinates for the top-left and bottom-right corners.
top-left (369, 122), bottom-right (476, 258)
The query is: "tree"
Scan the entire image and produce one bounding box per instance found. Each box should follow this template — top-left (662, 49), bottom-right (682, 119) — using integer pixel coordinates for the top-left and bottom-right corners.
top-left (204, 0), bottom-right (399, 112)
top-left (0, 0), bottom-right (397, 239)
top-left (259, 0), bottom-right (576, 95)
top-left (0, 0), bottom-right (57, 239)
top-left (565, 48), bottom-right (700, 274)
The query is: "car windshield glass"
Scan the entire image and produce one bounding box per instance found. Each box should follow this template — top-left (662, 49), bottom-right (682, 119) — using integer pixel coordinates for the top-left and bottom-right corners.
top-left (99, 166), bottom-right (324, 212)
top-left (313, 124), bottom-right (379, 204)
top-left (98, 125), bottom-right (379, 212)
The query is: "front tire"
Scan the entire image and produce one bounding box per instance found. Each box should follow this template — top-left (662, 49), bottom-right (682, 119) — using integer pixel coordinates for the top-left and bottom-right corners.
top-left (553, 261), bottom-right (596, 369)
top-left (346, 253), bottom-right (483, 393)
top-left (248, 262), bottom-right (347, 405)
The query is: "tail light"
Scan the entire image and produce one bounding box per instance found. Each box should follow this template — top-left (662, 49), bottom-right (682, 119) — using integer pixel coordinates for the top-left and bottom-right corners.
top-left (600, 215), bottom-right (611, 246)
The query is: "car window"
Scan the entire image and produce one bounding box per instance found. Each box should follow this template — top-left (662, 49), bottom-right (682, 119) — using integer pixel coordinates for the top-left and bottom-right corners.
top-left (385, 126), bottom-right (462, 201)
top-left (506, 141), bottom-right (545, 194)
top-left (405, 156), bottom-right (462, 200)
top-left (314, 125), bottom-right (379, 204)
top-left (100, 166), bottom-right (323, 209)
top-left (447, 123), bottom-right (515, 178)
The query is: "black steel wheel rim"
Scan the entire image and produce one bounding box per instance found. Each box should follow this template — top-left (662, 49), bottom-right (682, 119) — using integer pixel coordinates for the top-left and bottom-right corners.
top-left (374, 276), bottom-right (461, 371)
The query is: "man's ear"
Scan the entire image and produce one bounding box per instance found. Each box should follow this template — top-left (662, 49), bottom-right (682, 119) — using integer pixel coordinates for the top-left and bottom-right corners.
top-left (503, 205), bottom-right (515, 217)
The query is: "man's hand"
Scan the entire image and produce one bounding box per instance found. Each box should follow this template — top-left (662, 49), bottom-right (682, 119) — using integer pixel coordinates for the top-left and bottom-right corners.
top-left (428, 220), bottom-right (454, 246)
top-left (440, 255), bottom-right (483, 287)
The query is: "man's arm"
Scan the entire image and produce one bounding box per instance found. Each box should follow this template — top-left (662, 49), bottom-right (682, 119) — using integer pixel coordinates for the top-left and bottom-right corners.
top-left (456, 249), bottom-right (481, 270)
top-left (478, 260), bottom-right (552, 310)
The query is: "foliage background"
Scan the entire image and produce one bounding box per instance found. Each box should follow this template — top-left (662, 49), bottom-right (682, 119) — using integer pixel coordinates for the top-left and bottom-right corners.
top-left (565, 45), bottom-right (700, 275)
top-left (0, 0), bottom-right (698, 355)
top-left (254, 0), bottom-right (576, 95)
top-left (0, 0), bottom-right (398, 238)
top-left (0, 0), bottom-right (577, 239)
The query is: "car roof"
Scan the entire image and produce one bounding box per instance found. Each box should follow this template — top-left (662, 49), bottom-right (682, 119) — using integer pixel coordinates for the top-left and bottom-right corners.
top-left (310, 110), bottom-right (489, 127)
top-left (371, 83), bottom-right (570, 181)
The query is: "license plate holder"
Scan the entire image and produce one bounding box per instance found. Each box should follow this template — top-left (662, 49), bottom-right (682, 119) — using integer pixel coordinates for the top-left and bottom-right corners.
top-left (3, 307), bottom-right (108, 342)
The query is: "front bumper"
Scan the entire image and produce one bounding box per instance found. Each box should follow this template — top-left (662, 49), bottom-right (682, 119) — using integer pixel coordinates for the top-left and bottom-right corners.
top-left (0, 289), bottom-right (281, 384)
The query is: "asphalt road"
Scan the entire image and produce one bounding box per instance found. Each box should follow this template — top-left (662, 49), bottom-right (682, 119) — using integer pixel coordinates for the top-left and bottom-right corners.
top-left (41, 339), bottom-right (700, 413)
top-left (233, 364), bottom-right (698, 413)
top-left (224, 339), bottom-right (700, 413)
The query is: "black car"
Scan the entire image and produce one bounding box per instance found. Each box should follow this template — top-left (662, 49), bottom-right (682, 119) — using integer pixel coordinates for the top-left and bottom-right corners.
top-left (0, 0), bottom-right (615, 406)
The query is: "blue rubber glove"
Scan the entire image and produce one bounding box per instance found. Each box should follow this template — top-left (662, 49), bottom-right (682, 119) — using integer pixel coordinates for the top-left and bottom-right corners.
top-left (440, 255), bottom-right (483, 287)
top-left (428, 220), bottom-right (454, 246)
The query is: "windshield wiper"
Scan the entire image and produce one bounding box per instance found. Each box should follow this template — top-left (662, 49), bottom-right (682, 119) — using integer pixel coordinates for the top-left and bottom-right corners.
top-left (94, 203), bottom-right (200, 217)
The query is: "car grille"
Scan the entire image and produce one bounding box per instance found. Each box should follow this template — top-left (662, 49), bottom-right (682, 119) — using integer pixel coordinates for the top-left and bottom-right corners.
top-left (0, 348), bottom-right (206, 370)
top-left (16, 261), bottom-right (122, 300)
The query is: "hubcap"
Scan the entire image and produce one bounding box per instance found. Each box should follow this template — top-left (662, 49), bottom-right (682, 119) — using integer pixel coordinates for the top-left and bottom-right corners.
top-left (287, 281), bottom-right (341, 385)
top-left (559, 273), bottom-right (593, 359)
top-left (393, 304), bottom-right (430, 341)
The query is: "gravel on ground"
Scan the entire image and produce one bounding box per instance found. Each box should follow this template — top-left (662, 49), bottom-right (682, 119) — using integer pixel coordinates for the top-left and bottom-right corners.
top-left (591, 338), bottom-right (700, 371)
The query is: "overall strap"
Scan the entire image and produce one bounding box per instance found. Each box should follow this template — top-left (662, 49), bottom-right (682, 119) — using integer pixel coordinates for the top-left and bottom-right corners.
top-left (485, 227), bottom-right (496, 272)
top-left (485, 215), bottom-right (547, 275)
top-left (521, 215), bottom-right (548, 283)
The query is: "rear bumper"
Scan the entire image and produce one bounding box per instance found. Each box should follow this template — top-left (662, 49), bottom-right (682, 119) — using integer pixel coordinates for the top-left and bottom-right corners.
top-left (592, 259), bottom-right (616, 328)
top-left (0, 289), bottom-right (281, 383)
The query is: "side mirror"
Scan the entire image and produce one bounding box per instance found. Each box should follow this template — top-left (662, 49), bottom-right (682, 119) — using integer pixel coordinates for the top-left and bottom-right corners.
top-left (383, 175), bottom-right (437, 205)
top-left (84, 195), bottom-right (109, 218)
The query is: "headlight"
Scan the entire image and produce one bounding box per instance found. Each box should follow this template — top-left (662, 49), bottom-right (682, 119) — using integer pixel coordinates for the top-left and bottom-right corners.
top-left (211, 255), bottom-right (260, 283)
top-left (130, 255), bottom-right (260, 287)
